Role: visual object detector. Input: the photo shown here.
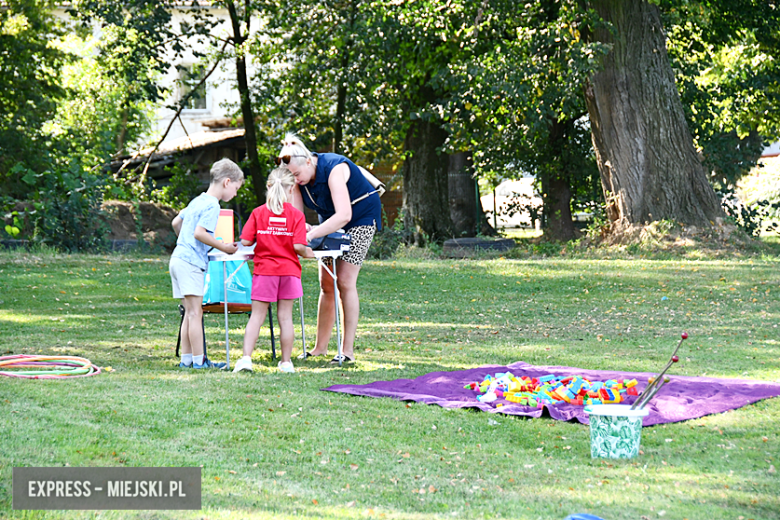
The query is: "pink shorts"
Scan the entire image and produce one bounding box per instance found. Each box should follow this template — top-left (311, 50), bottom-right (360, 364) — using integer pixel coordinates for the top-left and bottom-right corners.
top-left (251, 275), bottom-right (303, 302)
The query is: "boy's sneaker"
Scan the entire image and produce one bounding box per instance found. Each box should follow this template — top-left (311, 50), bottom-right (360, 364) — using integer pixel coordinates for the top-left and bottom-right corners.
top-left (278, 361), bottom-right (295, 373)
top-left (232, 357), bottom-right (254, 373)
top-left (178, 362), bottom-right (192, 368)
top-left (192, 358), bottom-right (226, 370)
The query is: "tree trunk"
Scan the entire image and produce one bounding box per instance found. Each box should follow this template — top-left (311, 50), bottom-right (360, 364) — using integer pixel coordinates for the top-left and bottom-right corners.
top-left (584, 0), bottom-right (724, 229)
top-left (449, 152), bottom-right (474, 236)
top-left (227, 0), bottom-right (265, 205)
top-left (540, 175), bottom-right (575, 241)
top-left (448, 152), bottom-right (495, 237)
top-left (539, 117), bottom-right (576, 241)
top-left (402, 118), bottom-right (452, 245)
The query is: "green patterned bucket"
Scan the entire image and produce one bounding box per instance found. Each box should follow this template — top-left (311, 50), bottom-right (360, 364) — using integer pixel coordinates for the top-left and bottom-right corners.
top-left (585, 404), bottom-right (649, 459)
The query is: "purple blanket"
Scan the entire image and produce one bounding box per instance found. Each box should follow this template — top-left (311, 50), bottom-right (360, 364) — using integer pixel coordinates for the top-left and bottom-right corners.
top-left (323, 361), bottom-right (780, 426)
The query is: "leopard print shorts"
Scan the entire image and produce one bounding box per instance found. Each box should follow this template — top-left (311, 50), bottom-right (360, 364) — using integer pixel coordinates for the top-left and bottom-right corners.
top-left (321, 225), bottom-right (376, 267)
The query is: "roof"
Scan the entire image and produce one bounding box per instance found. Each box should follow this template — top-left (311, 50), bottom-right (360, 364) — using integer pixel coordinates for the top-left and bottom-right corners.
top-left (110, 129), bottom-right (246, 175)
top-left (138, 129), bottom-right (245, 157)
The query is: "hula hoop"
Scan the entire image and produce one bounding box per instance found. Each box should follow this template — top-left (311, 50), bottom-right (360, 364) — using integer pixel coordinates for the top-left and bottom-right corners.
top-left (0, 355), bottom-right (101, 379)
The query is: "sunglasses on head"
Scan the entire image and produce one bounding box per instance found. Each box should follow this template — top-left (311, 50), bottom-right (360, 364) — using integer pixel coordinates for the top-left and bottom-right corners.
top-left (274, 155), bottom-right (307, 166)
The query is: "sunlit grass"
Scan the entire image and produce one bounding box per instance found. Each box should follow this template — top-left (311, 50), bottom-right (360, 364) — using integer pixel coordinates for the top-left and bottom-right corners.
top-left (1, 249), bottom-right (779, 520)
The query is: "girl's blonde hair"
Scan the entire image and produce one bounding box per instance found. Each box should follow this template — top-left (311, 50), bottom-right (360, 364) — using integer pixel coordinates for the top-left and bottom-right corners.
top-left (279, 132), bottom-right (313, 167)
top-left (266, 167), bottom-right (295, 215)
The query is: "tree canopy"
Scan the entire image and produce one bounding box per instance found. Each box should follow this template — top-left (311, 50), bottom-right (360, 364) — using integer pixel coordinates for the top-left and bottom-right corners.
top-left (2, 0), bottom-right (780, 247)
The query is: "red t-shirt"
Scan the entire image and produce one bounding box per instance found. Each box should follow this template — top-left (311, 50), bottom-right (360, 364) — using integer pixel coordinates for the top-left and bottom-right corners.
top-left (240, 203), bottom-right (307, 277)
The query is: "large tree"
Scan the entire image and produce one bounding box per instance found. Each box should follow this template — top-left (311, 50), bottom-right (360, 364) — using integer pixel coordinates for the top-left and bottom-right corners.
top-left (583, 0), bottom-right (725, 229)
top-left (444, 0), bottom-right (605, 241)
top-left (369, 0), bottom-right (500, 245)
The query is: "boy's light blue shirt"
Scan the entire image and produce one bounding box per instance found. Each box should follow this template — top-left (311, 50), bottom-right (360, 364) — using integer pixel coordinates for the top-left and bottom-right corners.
top-left (171, 193), bottom-right (220, 270)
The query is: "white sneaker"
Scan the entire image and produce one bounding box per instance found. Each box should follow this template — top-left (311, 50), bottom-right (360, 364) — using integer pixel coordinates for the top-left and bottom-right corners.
top-left (278, 361), bottom-right (295, 373)
top-left (232, 357), bottom-right (253, 373)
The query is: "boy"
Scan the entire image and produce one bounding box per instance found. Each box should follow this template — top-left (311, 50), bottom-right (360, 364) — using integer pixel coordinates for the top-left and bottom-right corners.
top-left (170, 158), bottom-right (244, 369)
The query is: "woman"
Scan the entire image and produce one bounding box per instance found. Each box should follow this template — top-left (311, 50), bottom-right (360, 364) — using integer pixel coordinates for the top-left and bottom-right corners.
top-left (277, 133), bottom-right (382, 364)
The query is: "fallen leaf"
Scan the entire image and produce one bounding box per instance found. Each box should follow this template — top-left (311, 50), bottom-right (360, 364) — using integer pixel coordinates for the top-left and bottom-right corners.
top-left (228, 470), bottom-right (237, 474)
top-left (350, 464), bottom-right (359, 471)
top-left (346, 500), bottom-right (356, 507)
top-left (402, 452), bottom-right (410, 458)
top-left (428, 485), bottom-right (436, 493)
top-left (276, 471), bottom-right (286, 476)
top-left (312, 499), bottom-right (318, 505)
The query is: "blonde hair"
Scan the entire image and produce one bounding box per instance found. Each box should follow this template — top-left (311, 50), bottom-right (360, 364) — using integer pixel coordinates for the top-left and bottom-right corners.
top-left (210, 158), bottom-right (244, 184)
top-left (279, 132), bottom-right (313, 167)
top-left (266, 167), bottom-right (295, 215)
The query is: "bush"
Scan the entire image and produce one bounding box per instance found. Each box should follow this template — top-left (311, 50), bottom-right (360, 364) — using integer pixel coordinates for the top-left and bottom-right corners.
top-left (149, 162), bottom-right (206, 211)
top-left (19, 160), bottom-right (109, 252)
top-left (367, 210), bottom-right (411, 260)
top-left (720, 190), bottom-right (780, 237)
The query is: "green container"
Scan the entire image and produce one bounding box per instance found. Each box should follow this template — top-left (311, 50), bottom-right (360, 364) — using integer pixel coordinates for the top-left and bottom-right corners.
top-left (585, 404), bottom-right (649, 459)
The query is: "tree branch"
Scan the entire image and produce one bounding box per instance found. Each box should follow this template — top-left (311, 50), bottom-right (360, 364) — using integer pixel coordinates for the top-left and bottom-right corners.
top-left (118, 39), bottom-right (230, 180)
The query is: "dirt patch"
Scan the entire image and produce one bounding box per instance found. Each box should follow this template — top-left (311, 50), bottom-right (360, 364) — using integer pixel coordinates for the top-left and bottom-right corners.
top-left (102, 201), bottom-right (178, 250)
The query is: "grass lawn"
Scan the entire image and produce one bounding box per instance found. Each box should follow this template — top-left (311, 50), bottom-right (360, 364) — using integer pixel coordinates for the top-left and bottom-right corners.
top-left (1, 245), bottom-right (779, 520)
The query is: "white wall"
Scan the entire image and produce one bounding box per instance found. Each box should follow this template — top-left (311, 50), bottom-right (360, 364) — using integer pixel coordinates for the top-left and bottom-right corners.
top-left (156, 6), bottom-right (243, 144)
top-left (763, 142), bottom-right (780, 158)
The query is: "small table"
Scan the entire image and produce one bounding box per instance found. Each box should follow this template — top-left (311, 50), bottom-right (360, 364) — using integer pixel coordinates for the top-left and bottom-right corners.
top-left (208, 245), bottom-right (255, 370)
top-left (313, 249), bottom-right (347, 366)
top-left (208, 247), bottom-right (347, 368)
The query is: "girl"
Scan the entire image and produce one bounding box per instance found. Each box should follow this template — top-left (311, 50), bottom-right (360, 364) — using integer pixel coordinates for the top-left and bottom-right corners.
top-left (234, 168), bottom-right (314, 373)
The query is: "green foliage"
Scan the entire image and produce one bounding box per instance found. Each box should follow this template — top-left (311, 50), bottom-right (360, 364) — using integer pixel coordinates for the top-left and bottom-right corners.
top-left (19, 160), bottom-right (109, 252)
top-left (248, 0), bottom-right (401, 165)
top-left (148, 162), bottom-right (206, 211)
top-left (47, 32), bottom-right (155, 165)
top-left (69, 0), bottom-right (217, 107)
top-left (441, 1), bottom-right (607, 238)
top-left (0, 0), bottom-right (71, 194)
top-left (1, 1), bottom-right (160, 200)
top-left (367, 210), bottom-right (413, 260)
top-left (720, 190), bottom-right (780, 237)
top-left (664, 1), bottom-right (780, 188)
top-left (3, 212), bottom-right (22, 239)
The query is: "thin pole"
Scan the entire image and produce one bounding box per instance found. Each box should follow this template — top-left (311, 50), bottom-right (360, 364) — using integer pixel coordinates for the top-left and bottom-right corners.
top-left (493, 188), bottom-right (497, 230)
top-left (299, 297), bottom-right (306, 356)
top-left (223, 262), bottom-right (230, 370)
top-left (333, 258), bottom-right (342, 367)
top-left (474, 177), bottom-right (480, 235)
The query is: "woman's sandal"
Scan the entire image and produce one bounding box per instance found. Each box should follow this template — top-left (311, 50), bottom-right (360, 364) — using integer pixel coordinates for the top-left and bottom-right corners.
top-left (329, 354), bottom-right (355, 364)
